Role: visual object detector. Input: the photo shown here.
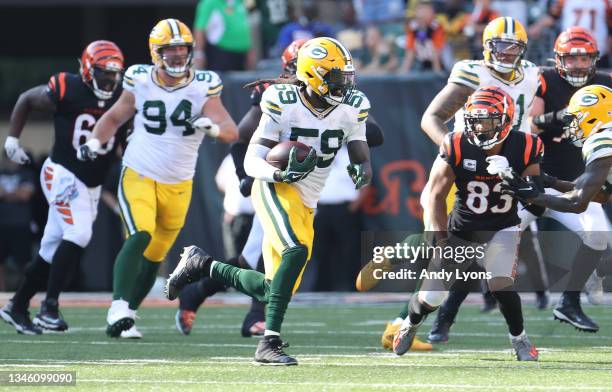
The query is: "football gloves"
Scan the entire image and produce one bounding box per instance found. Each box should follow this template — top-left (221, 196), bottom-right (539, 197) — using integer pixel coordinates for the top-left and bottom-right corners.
top-left (347, 163), bottom-right (368, 189)
top-left (485, 155), bottom-right (511, 177)
top-left (278, 146), bottom-right (317, 183)
top-left (77, 138), bottom-right (101, 161)
top-left (500, 170), bottom-right (540, 201)
top-left (4, 136), bottom-right (30, 164)
top-left (239, 177), bottom-right (254, 197)
top-left (189, 115), bottom-right (220, 138)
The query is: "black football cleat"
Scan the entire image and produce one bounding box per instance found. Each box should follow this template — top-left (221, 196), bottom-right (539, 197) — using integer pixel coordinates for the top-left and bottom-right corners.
top-left (427, 318), bottom-right (451, 343)
top-left (165, 246), bottom-right (213, 301)
top-left (535, 291), bottom-right (549, 310)
top-left (553, 292), bottom-right (599, 333)
top-left (0, 301), bottom-right (43, 335)
top-left (241, 310), bottom-right (265, 337)
top-left (254, 336), bottom-right (297, 366)
top-left (33, 298), bottom-right (69, 332)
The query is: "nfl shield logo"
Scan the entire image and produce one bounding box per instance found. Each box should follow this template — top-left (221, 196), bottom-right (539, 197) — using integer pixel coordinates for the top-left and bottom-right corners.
top-left (463, 159), bottom-right (477, 171)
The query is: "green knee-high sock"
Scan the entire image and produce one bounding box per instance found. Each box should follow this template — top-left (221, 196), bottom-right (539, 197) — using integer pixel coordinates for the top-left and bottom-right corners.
top-left (113, 232), bottom-right (151, 301)
top-left (129, 257), bottom-right (161, 310)
top-left (266, 246), bottom-right (308, 333)
top-left (211, 262), bottom-right (269, 302)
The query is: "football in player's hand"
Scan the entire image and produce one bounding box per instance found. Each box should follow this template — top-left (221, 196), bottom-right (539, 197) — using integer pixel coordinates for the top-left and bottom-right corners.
top-left (266, 141), bottom-right (311, 169)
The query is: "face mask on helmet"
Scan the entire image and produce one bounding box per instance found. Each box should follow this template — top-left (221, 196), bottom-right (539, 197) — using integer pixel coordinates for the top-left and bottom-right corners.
top-left (465, 111), bottom-right (508, 149)
top-left (562, 113), bottom-right (585, 147)
top-left (485, 39), bottom-right (525, 74)
top-left (556, 53), bottom-right (598, 87)
top-left (322, 67), bottom-right (355, 106)
top-left (91, 66), bottom-right (122, 100)
top-left (159, 45), bottom-right (193, 77)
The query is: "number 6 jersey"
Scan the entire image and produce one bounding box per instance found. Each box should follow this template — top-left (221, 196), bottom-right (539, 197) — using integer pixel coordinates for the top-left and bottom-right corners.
top-left (254, 83), bottom-right (369, 208)
top-left (440, 130), bottom-right (543, 236)
top-left (46, 72), bottom-right (127, 187)
top-left (122, 64), bottom-right (222, 183)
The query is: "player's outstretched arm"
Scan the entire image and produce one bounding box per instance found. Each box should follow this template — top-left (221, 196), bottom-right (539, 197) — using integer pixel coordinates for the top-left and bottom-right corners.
top-left (347, 140), bottom-right (372, 189)
top-left (425, 156), bottom-right (455, 235)
top-left (92, 90), bottom-right (136, 144)
top-left (533, 156), bottom-right (612, 213)
top-left (421, 82), bottom-right (474, 146)
top-left (5, 85), bottom-right (56, 164)
top-left (201, 96), bottom-right (238, 143)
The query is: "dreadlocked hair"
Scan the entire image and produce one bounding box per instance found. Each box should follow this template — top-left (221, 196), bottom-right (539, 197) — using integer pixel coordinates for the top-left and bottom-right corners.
top-left (242, 75), bottom-right (301, 89)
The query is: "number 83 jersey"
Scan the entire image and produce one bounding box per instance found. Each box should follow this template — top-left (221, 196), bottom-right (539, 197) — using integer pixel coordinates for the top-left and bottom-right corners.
top-left (255, 84), bottom-right (369, 208)
top-left (122, 64), bottom-right (223, 183)
top-left (440, 130), bottom-right (543, 237)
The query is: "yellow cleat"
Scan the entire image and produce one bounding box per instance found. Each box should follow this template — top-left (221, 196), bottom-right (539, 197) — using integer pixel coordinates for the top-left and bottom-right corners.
top-left (355, 257), bottom-right (393, 292)
top-left (381, 321), bottom-right (432, 351)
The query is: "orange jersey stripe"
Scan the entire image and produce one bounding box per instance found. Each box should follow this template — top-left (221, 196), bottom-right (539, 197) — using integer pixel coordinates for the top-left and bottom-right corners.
top-left (59, 72), bottom-right (66, 100)
top-left (538, 74), bottom-right (547, 96)
top-left (524, 134), bottom-right (533, 166)
top-left (452, 132), bottom-right (462, 166)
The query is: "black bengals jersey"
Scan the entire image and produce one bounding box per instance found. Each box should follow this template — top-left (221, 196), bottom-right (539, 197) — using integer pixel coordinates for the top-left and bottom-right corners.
top-left (536, 68), bottom-right (611, 181)
top-left (440, 131), bottom-right (543, 242)
top-left (249, 82), bottom-right (272, 106)
top-left (46, 72), bottom-right (127, 187)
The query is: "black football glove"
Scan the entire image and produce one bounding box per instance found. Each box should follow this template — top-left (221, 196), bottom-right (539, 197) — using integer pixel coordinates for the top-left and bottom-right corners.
top-left (239, 176), bottom-right (254, 197)
top-left (278, 146), bottom-right (317, 183)
top-left (500, 171), bottom-right (540, 202)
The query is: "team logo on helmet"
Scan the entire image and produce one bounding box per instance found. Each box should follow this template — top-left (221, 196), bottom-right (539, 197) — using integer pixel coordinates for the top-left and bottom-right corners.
top-left (308, 46), bottom-right (328, 59)
top-left (578, 93), bottom-right (599, 107)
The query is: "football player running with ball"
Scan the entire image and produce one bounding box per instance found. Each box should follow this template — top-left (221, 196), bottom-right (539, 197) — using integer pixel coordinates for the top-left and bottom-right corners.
top-left (1, 41), bottom-right (126, 334)
top-left (393, 87), bottom-right (542, 361)
top-left (166, 37), bottom-right (372, 365)
top-left (79, 19), bottom-right (238, 338)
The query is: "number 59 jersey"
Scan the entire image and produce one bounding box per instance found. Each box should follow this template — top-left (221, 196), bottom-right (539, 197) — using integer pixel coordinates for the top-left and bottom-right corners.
top-left (450, 60), bottom-right (539, 134)
top-left (122, 64), bottom-right (223, 184)
top-left (254, 84), bottom-right (369, 208)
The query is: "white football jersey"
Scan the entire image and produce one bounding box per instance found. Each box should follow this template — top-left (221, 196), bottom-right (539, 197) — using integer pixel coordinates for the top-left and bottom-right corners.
top-left (557, 0), bottom-right (610, 55)
top-left (254, 84), bottom-right (369, 208)
top-left (122, 65), bottom-right (223, 183)
top-left (582, 128), bottom-right (612, 195)
top-left (449, 59), bottom-right (539, 134)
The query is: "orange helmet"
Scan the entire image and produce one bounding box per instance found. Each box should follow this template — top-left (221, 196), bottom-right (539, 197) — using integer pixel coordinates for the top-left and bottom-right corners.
top-left (281, 39), bottom-right (307, 76)
top-left (80, 40), bottom-right (124, 100)
top-left (554, 27), bottom-right (599, 87)
top-left (464, 86), bottom-right (515, 150)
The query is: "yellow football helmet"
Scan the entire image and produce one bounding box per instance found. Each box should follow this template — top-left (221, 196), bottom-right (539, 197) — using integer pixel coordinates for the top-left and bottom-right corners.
top-left (482, 17), bottom-right (528, 74)
top-left (565, 84), bottom-right (612, 146)
top-left (296, 37), bottom-right (355, 105)
top-left (149, 18), bottom-right (194, 77)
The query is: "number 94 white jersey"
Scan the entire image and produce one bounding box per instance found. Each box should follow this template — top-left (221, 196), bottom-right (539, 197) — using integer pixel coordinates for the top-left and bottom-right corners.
top-left (122, 64), bottom-right (223, 183)
top-left (254, 84), bottom-right (369, 208)
top-left (449, 59), bottom-right (539, 134)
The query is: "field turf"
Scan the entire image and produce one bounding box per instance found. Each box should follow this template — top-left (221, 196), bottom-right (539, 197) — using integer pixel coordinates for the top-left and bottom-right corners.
top-left (1, 297), bottom-right (611, 391)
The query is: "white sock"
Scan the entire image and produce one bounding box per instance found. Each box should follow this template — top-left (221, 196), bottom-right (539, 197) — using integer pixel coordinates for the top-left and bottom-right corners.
top-left (209, 260), bottom-right (217, 276)
top-left (264, 329), bottom-right (280, 337)
top-left (392, 317), bottom-right (403, 326)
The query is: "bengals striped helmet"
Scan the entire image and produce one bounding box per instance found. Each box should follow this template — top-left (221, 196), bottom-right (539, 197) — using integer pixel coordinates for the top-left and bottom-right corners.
top-left (281, 39), bottom-right (307, 77)
top-left (80, 40), bottom-right (124, 100)
top-left (464, 86), bottom-right (515, 150)
top-left (554, 27), bottom-right (600, 87)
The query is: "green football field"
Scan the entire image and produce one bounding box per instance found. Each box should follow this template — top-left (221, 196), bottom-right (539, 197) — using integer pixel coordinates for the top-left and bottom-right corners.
top-left (1, 299), bottom-right (612, 391)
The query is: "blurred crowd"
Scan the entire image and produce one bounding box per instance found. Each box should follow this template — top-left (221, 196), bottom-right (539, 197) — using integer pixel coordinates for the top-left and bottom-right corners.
top-left (193, 0), bottom-right (611, 73)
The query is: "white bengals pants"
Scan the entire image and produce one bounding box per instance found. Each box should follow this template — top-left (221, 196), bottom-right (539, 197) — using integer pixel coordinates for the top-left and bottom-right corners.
top-left (38, 158), bottom-right (101, 263)
top-left (241, 214), bottom-right (263, 270)
top-left (518, 188), bottom-right (610, 251)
